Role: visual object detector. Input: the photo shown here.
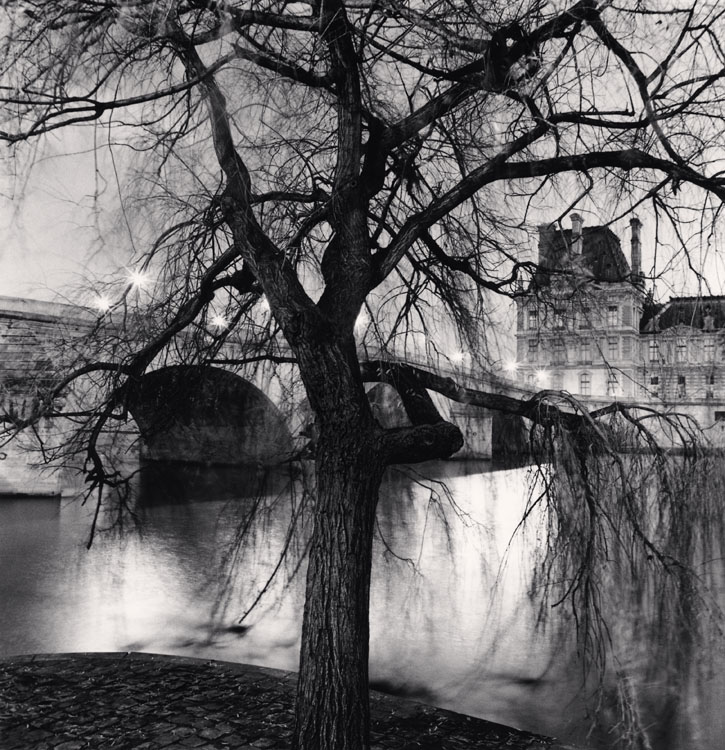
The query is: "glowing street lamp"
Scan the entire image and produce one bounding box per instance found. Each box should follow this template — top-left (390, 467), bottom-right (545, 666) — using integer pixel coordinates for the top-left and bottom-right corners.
top-left (450, 350), bottom-right (465, 364)
top-left (211, 314), bottom-right (229, 330)
top-left (535, 369), bottom-right (548, 385)
top-left (94, 295), bottom-right (112, 313)
top-left (503, 360), bottom-right (518, 375)
top-left (127, 269), bottom-right (150, 289)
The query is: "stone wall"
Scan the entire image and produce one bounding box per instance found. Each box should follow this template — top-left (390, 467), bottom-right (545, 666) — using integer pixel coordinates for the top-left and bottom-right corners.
top-left (0, 298), bottom-right (96, 495)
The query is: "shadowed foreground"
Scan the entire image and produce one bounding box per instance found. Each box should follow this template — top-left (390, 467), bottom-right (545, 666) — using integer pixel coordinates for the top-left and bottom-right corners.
top-left (0, 653), bottom-right (584, 749)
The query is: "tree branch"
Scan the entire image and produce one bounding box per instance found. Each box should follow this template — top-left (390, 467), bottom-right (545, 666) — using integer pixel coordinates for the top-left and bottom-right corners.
top-left (374, 146), bottom-right (725, 285)
top-left (168, 19), bottom-right (317, 334)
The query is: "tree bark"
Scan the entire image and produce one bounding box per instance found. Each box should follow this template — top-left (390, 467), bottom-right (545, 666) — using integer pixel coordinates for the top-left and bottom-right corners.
top-left (294, 420), bottom-right (384, 750)
top-left (289, 333), bottom-right (461, 750)
top-left (287, 330), bottom-right (385, 750)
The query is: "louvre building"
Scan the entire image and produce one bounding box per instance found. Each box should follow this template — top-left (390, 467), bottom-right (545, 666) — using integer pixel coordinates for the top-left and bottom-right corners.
top-left (514, 215), bottom-right (725, 429)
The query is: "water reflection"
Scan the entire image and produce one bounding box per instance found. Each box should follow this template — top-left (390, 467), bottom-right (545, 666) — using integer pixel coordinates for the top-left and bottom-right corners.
top-left (1, 460), bottom-right (724, 748)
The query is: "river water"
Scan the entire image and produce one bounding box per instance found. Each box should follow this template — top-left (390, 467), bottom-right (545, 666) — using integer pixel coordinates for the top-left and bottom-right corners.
top-left (1, 460), bottom-right (724, 749)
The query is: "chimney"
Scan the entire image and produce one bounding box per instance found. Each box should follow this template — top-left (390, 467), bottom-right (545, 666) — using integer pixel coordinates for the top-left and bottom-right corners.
top-left (630, 215), bottom-right (642, 276)
top-left (537, 223), bottom-right (552, 265)
top-left (570, 213), bottom-right (583, 255)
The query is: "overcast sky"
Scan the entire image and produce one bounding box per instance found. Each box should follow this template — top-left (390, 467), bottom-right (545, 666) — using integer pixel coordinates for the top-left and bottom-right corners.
top-left (2, 130), bottom-right (723, 306)
top-left (0, 130), bottom-right (127, 303)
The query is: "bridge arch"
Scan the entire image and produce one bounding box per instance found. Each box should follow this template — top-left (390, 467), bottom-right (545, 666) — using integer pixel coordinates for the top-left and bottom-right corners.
top-left (127, 365), bottom-right (294, 466)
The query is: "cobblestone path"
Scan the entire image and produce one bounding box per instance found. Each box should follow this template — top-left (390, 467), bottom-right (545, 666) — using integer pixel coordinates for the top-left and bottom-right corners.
top-left (0, 653), bottom-right (583, 749)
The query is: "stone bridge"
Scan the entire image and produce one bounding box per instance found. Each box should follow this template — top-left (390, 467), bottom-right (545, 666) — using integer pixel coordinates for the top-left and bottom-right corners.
top-left (0, 296), bottom-right (527, 496)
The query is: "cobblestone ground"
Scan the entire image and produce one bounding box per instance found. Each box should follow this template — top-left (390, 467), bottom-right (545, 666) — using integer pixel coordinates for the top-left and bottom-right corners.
top-left (0, 653), bottom-right (582, 750)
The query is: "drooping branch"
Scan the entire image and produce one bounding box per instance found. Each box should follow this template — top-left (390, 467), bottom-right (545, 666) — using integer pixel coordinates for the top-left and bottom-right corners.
top-left (360, 359), bottom-right (702, 447)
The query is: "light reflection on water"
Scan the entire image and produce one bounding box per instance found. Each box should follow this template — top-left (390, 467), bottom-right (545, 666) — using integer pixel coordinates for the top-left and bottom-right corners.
top-left (1, 460), bottom-right (724, 749)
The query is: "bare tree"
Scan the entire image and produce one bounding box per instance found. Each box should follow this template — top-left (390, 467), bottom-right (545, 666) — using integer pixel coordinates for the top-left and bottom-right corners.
top-left (3, 1), bottom-right (725, 748)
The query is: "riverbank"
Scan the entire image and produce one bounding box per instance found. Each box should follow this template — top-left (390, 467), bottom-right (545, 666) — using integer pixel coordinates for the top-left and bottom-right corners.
top-left (0, 652), bottom-right (583, 749)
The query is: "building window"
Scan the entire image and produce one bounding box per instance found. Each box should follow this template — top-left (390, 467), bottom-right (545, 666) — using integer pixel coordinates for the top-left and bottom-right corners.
top-left (705, 338), bottom-right (715, 361)
top-left (650, 375), bottom-right (659, 398)
top-left (676, 338), bottom-right (687, 363)
top-left (580, 372), bottom-right (591, 396)
top-left (607, 305), bottom-right (618, 327)
top-left (553, 308), bottom-right (566, 330)
top-left (707, 373), bottom-right (715, 399)
top-left (528, 309), bottom-right (538, 330)
top-left (608, 337), bottom-right (618, 360)
top-left (580, 338), bottom-right (591, 363)
top-left (622, 305), bottom-right (633, 327)
top-left (527, 339), bottom-right (538, 362)
top-left (552, 372), bottom-right (564, 390)
top-left (649, 340), bottom-right (660, 363)
top-left (579, 307), bottom-right (592, 329)
top-left (552, 340), bottom-right (566, 364)
top-left (677, 375), bottom-right (687, 398)
top-left (526, 373), bottom-right (535, 387)
top-left (715, 411), bottom-right (725, 422)
top-left (607, 373), bottom-right (619, 397)
top-left (622, 337), bottom-right (632, 357)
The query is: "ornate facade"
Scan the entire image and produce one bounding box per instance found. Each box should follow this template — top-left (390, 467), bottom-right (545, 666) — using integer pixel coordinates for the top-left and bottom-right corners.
top-left (514, 216), bottom-right (725, 426)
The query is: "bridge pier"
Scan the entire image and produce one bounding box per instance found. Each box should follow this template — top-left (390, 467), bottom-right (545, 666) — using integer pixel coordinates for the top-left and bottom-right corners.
top-left (0, 430), bottom-right (63, 496)
top-left (448, 404), bottom-right (493, 460)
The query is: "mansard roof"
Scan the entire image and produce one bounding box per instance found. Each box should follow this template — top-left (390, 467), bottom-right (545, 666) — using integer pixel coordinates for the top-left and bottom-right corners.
top-left (643, 295), bottom-right (725, 333)
top-left (534, 224), bottom-right (632, 286)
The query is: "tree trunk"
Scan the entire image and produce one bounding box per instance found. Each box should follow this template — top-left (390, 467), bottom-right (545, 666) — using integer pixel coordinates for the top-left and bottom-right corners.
top-left (289, 332), bottom-right (460, 750)
top-left (293, 419), bottom-right (384, 750)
